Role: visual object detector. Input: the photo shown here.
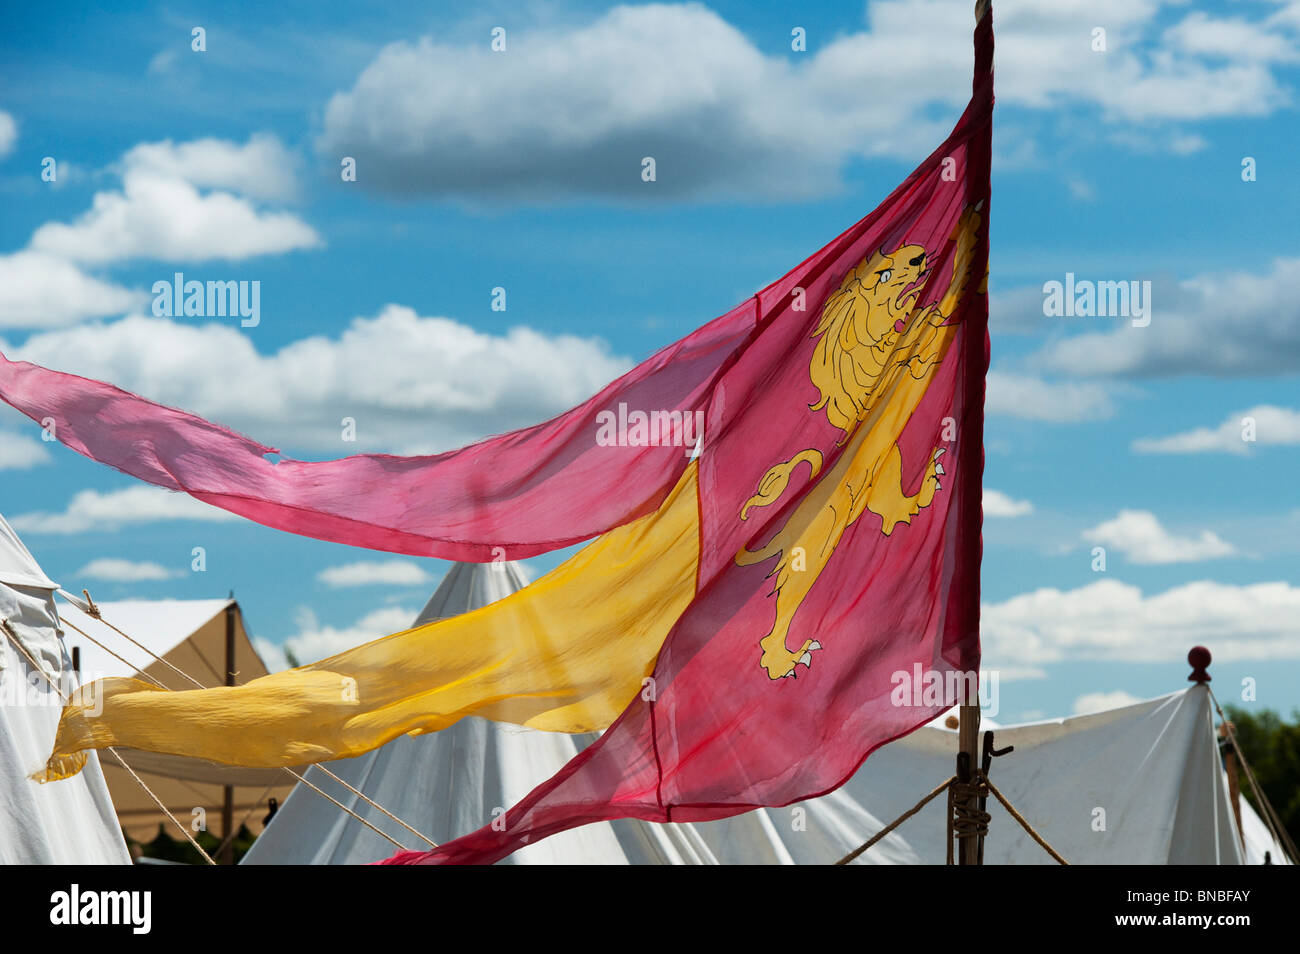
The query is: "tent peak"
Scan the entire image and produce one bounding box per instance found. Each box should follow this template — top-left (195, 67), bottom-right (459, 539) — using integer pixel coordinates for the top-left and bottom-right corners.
top-left (414, 560), bottom-right (530, 626)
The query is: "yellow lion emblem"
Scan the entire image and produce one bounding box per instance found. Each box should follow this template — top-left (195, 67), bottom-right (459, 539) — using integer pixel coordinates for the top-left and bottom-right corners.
top-left (738, 204), bottom-right (982, 680)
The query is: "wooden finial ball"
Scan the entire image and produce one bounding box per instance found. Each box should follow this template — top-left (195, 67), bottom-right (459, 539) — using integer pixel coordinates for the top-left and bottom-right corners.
top-left (1188, 646), bottom-right (1212, 683)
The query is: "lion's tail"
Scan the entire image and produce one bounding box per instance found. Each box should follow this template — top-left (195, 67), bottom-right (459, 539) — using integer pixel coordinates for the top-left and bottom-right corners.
top-left (736, 450), bottom-right (822, 565)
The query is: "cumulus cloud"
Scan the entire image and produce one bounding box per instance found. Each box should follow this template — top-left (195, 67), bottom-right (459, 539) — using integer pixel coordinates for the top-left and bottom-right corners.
top-left (1035, 257), bottom-right (1300, 378)
top-left (984, 489), bottom-right (1034, 517)
top-left (119, 134), bottom-right (301, 202)
top-left (317, 560), bottom-right (434, 587)
top-left (1133, 405), bottom-right (1300, 454)
top-left (0, 110), bottom-right (16, 158)
top-left (1082, 509), bottom-right (1235, 564)
top-left (0, 432), bottom-right (52, 470)
top-left (74, 558), bottom-right (180, 581)
top-left (318, 1), bottom-right (1290, 200)
top-left (29, 165), bottom-right (320, 265)
top-left (983, 578), bottom-right (1300, 666)
top-left (0, 251), bottom-right (147, 327)
top-left (276, 605), bottom-right (416, 666)
top-left (1072, 690), bottom-right (1143, 715)
top-left (1, 135), bottom-right (313, 329)
top-left (9, 486), bottom-right (240, 534)
top-left (1163, 12), bottom-right (1300, 64)
top-left (986, 370), bottom-right (1117, 421)
top-left (8, 307), bottom-right (631, 453)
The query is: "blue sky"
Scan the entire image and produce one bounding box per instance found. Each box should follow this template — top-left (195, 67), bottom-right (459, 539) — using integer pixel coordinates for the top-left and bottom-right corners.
top-left (1, 0), bottom-right (1298, 723)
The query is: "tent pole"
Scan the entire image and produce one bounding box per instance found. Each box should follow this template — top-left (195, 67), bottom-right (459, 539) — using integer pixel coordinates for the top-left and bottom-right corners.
top-left (220, 601), bottom-right (237, 865)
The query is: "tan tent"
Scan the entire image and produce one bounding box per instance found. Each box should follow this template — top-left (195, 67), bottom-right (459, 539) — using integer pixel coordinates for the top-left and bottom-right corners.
top-left (58, 597), bottom-right (297, 850)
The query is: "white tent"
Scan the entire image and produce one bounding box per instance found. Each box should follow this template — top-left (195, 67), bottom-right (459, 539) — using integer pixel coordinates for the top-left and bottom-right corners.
top-left (242, 562), bottom-right (713, 865)
top-left (244, 560), bottom-right (1284, 865)
top-left (688, 687), bottom-right (1249, 864)
top-left (0, 514), bottom-right (130, 864)
top-left (1239, 790), bottom-right (1292, 865)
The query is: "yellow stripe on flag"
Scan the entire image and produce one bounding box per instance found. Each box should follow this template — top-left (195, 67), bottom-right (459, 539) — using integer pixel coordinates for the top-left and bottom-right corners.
top-left (39, 462), bottom-right (701, 782)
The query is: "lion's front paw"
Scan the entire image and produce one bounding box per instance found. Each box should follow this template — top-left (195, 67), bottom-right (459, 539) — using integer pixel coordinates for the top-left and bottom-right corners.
top-left (760, 638), bottom-right (823, 680)
top-left (916, 447), bottom-right (945, 509)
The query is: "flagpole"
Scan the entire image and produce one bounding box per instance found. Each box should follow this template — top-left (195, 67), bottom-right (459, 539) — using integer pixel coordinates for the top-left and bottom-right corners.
top-left (956, 0), bottom-right (992, 869)
top-left (957, 700), bottom-right (981, 864)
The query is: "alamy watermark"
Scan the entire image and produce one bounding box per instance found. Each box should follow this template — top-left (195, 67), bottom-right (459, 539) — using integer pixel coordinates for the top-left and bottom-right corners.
top-left (152, 272), bottom-right (260, 327)
top-left (889, 665), bottom-right (1000, 718)
top-left (595, 402), bottom-right (703, 456)
top-left (1042, 273), bottom-right (1150, 327)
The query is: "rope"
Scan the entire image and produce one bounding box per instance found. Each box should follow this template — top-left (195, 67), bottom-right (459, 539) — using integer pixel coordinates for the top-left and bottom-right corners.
top-left (1208, 687), bottom-right (1299, 864)
top-left (58, 616), bottom-right (171, 690)
top-left (983, 775), bottom-right (1068, 865)
top-left (55, 590), bottom-right (437, 850)
top-left (102, 747), bottom-right (218, 865)
top-left (63, 588), bottom-right (195, 689)
top-left (1, 618), bottom-right (216, 865)
top-left (947, 775), bottom-right (992, 864)
top-left (834, 771), bottom-right (1068, 866)
top-left (278, 768), bottom-right (409, 851)
top-left (834, 776), bottom-right (954, 865)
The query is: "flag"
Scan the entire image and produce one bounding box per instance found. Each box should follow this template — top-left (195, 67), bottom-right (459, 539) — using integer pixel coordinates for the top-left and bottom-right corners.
top-left (0, 299), bottom-right (752, 563)
top-left (377, 8), bottom-right (995, 865)
top-left (25, 8), bottom-right (993, 852)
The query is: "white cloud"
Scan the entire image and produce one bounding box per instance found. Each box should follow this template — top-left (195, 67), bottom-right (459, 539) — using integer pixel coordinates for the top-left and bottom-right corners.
top-left (983, 578), bottom-right (1300, 666)
top-left (0, 251), bottom-right (147, 327)
top-left (9, 308), bottom-right (630, 453)
top-left (74, 558), bottom-right (180, 581)
top-left (9, 486), bottom-right (239, 534)
top-left (984, 490), bottom-right (1034, 518)
top-left (0, 135), bottom-right (313, 329)
top-left (317, 560), bottom-right (434, 588)
top-left (1036, 257), bottom-right (1300, 378)
top-left (0, 432), bottom-right (51, 470)
top-left (986, 371), bottom-right (1117, 421)
top-left (1164, 12), bottom-right (1300, 64)
top-left (0, 110), bottom-right (16, 158)
top-left (29, 166), bottom-right (320, 265)
top-left (318, 1), bottom-right (1290, 200)
top-left (1133, 405), bottom-right (1300, 454)
top-left (1072, 690), bottom-right (1143, 715)
top-left (120, 134), bottom-right (301, 202)
top-left (279, 605), bottom-right (416, 665)
top-left (1082, 509), bottom-right (1235, 564)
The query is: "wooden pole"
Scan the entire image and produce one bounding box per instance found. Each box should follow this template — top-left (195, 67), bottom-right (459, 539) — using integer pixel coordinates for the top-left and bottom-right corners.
top-left (219, 601), bottom-right (236, 865)
top-left (957, 698), bottom-right (982, 864)
top-left (956, 0), bottom-right (992, 871)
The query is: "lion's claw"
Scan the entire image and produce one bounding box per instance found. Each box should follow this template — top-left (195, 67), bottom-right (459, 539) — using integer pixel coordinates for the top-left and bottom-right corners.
top-left (761, 638), bottom-right (824, 680)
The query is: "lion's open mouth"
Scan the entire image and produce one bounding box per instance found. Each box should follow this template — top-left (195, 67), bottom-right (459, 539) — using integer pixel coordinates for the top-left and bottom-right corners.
top-left (894, 269), bottom-right (929, 309)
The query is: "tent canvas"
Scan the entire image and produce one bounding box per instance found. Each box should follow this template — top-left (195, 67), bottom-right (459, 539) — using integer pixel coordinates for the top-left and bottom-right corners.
top-left (0, 514), bottom-right (130, 864)
top-left (686, 687), bottom-right (1246, 864)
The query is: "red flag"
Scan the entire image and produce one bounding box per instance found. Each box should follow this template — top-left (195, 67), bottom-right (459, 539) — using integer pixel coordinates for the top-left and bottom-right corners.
top-left (381, 9), bottom-right (995, 865)
top-left (0, 307), bottom-right (751, 562)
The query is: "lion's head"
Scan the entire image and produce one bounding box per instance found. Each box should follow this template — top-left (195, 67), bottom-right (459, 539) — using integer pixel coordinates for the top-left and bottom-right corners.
top-left (808, 244), bottom-right (932, 436)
